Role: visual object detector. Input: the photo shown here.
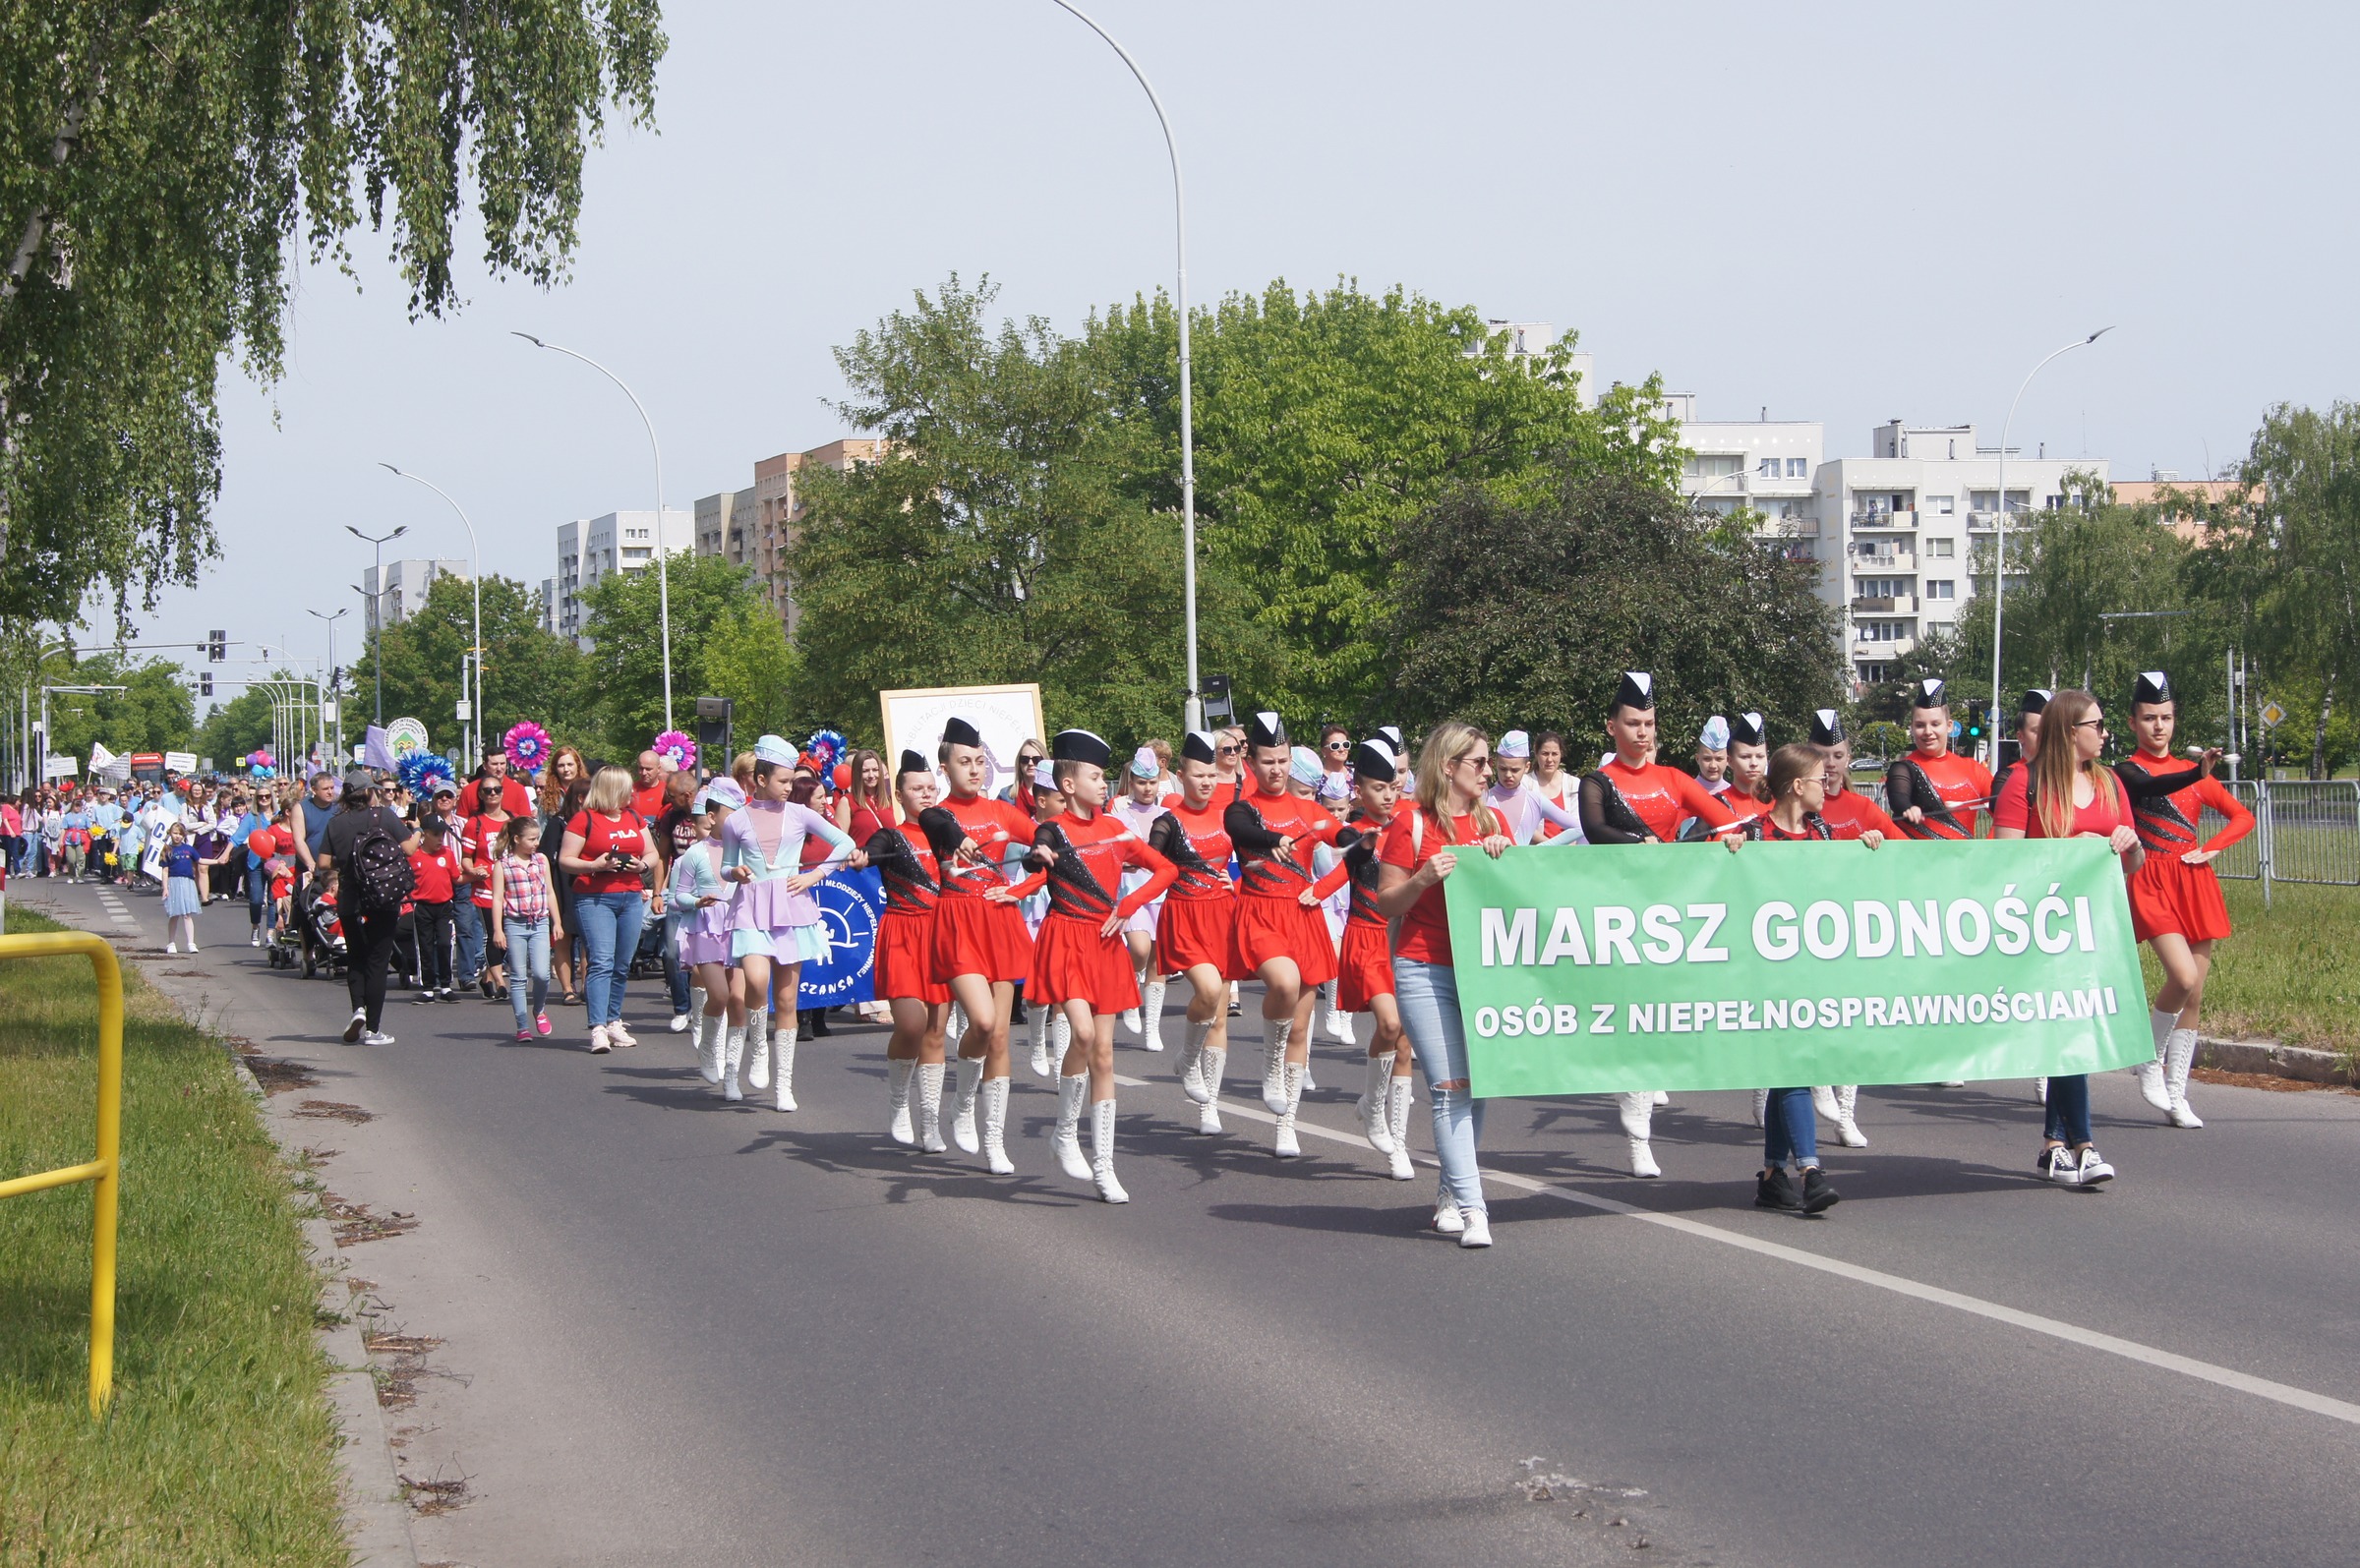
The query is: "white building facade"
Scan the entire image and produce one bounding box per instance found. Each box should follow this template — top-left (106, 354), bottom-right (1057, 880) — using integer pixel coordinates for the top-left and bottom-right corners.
top-left (550, 507), bottom-right (692, 649)
top-left (362, 558), bottom-right (470, 631)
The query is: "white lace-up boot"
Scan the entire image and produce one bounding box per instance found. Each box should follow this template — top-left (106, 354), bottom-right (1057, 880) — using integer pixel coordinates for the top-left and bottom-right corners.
top-left (745, 1009), bottom-right (771, 1090)
top-left (720, 1025), bottom-right (746, 1101)
top-left (1834, 1084), bottom-right (1867, 1147)
top-left (1139, 978), bottom-right (1169, 1052)
top-left (1618, 1091), bottom-right (1661, 1179)
top-left (1260, 1016), bottom-right (1294, 1113)
top-left (1358, 1051), bottom-right (1397, 1152)
top-left (979, 1075), bottom-right (1015, 1174)
top-left (771, 1016), bottom-right (798, 1112)
top-left (1811, 1085), bottom-right (1842, 1125)
top-left (1027, 1005), bottom-right (1053, 1078)
top-left (914, 1063), bottom-right (947, 1153)
top-left (1750, 1087), bottom-right (1769, 1126)
top-left (1196, 1046), bottom-right (1225, 1133)
top-left (887, 1059), bottom-right (916, 1144)
top-left (1049, 1009), bottom-right (1072, 1074)
top-left (696, 1012), bottom-right (723, 1084)
top-left (1273, 1063), bottom-right (1306, 1157)
top-left (1091, 1099), bottom-right (1128, 1202)
top-left (1385, 1075), bottom-right (1415, 1180)
top-left (944, 1000), bottom-right (969, 1054)
top-left (2164, 1029), bottom-right (2204, 1128)
top-left (1053, 1074), bottom-right (1093, 1181)
top-left (2136, 1006), bottom-right (2177, 1112)
top-left (1177, 1017), bottom-right (1212, 1102)
top-left (951, 1058), bottom-right (983, 1153)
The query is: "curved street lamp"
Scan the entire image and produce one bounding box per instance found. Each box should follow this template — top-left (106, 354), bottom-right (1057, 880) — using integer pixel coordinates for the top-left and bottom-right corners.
top-left (379, 464), bottom-right (484, 769)
top-left (1987, 327), bottom-right (2114, 727)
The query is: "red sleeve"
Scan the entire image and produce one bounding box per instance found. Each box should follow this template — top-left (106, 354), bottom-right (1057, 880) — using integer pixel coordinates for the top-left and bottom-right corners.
top-left (1675, 771), bottom-right (1740, 831)
top-left (1378, 810), bottom-right (1423, 870)
top-left (1113, 836), bottom-right (1178, 919)
top-left (1992, 768), bottom-right (2031, 833)
top-left (565, 811), bottom-right (590, 843)
top-left (1309, 857), bottom-right (1352, 901)
top-left (997, 800), bottom-right (1039, 846)
top-left (1858, 795), bottom-right (1903, 839)
top-left (2199, 776), bottom-right (2256, 852)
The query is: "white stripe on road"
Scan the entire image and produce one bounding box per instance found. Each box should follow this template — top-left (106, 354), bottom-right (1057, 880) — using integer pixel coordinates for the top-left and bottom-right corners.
top-left (1114, 1071), bottom-right (2360, 1428)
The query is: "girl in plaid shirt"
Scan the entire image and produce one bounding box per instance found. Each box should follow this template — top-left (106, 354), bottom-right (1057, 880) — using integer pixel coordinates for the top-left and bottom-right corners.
top-left (490, 817), bottom-right (565, 1042)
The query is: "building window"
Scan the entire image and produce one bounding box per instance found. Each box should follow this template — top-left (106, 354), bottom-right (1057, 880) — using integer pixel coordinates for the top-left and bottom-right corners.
top-left (1858, 620), bottom-right (1913, 643)
top-left (1757, 457), bottom-right (1779, 476)
top-left (1932, 494), bottom-right (1955, 515)
top-left (1786, 457), bottom-right (1808, 478)
top-left (1858, 662), bottom-right (1892, 685)
top-left (1926, 580), bottom-right (1956, 600)
top-left (1927, 537), bottom-right (1955, 558)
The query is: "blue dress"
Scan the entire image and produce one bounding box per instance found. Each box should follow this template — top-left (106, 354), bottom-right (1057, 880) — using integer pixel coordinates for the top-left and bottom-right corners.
top-left (163, 844), bottom-right (201, 916)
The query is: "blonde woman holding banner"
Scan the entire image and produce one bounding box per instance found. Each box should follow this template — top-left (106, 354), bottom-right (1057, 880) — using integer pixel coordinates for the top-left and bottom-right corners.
top-left (1375, 721), bottom-right (1513, 1249)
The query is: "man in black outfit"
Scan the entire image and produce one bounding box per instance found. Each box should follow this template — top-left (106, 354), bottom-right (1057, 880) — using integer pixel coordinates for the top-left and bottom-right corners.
top-left (319, 772), bottom-right (418, 1046)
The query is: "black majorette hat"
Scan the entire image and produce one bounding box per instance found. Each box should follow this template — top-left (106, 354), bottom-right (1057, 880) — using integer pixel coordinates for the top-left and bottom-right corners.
top-left (1050, 728), bottom-right (1112, 768)
top-left (1729, 711), bottom-right (1766, 748)
top-left (2133, 670), bottom-right (2173, 706)
top-left (1181, 729), bottom-right (1220, 766)
top-left (1912, 677), bottom-right (1947, 712)
top-left (1349, 738), bottom-right (1398, 783)
top-left (941, 716), bottom-right (982, 749)
top-left (1375, 724), bottom-right (1405, 755)
top-left (896, 749), bottom-right (931, 779)
top-left (2021, 688), bottom-right (2053, 717)
top-left (1612, 671), bottom-right (1656, 713)
top-left (1809, 708), bottom-right (1846, 746)
top-left (1247, 710), bottom-right (1287, 749)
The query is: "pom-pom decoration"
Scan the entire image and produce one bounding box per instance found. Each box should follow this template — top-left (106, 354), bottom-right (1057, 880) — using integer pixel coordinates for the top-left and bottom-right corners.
top-left (805, 728), bottom-right (849, 773)
top-left (503, 721), bottom-right (553, 775)
top-left (398, 750), bottom-right (457, 797)
top-left (652, 728), bottom-right (697, 773)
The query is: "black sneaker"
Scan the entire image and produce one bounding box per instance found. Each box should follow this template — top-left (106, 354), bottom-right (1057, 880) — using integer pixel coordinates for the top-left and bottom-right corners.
top-left (414, 990), bottom-right (437, 1004)
top-left (1754, 1167), bottom-right (1803, 1211)
top-left (1800, 1166), bottom-right (1841, 1213)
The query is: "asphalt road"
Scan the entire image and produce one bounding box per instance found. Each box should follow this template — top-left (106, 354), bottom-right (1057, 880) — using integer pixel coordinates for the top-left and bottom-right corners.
top-left (34, 879), bottom-right (2360, 1567)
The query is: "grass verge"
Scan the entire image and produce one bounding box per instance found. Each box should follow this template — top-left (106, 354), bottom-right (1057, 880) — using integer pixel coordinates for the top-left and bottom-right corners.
top-left (0, 907), bottom-right (346, 1566)
top-left (2140, 878), bottom-right (2360, 1057)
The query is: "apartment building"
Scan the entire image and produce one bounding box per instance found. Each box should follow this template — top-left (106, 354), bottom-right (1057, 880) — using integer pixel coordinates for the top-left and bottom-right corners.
top-left (731, 438), bottom-right (884, 634)
top-left (1482, 319), bottom-right (1596, 408)
top-left (1670, 397), bottom-right (1825, 541)
top-left (361, 558), bottom-right (470, 631)
top-left (550, 507), bottom-right (693, 648)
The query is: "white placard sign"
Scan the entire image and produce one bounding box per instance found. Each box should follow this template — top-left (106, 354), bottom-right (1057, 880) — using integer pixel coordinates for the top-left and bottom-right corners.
top-left (164, 751), bottom-right (198, 775)
top-left (385, 717), bottom-right (430, 755)
top-left (878, 683), bottom-right (1045, 802)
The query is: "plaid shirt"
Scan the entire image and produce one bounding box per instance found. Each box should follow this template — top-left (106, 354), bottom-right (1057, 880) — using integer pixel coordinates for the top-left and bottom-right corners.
top-left (499, 852), bottom-right (552, 922)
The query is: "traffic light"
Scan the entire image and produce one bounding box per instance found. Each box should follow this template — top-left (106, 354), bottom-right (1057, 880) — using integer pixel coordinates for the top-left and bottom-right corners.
top-left (206, 630), bottom-right (225, 662)
top-left (1964, 700), bottom-right (1986, 739)
top-left (199, 671), bottom-right (212, 697)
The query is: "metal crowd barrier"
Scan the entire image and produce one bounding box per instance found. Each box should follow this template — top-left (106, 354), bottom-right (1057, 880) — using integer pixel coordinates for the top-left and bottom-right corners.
top-left (0, 929), bottom-right (124, 1417)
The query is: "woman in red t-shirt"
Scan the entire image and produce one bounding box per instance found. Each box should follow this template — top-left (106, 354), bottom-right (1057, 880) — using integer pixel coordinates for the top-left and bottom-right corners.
top-left (558, 767), bottom-right (657, 1053)
top-left (1993, 689), bottom-right (2140, 1189)
top-left (1374, 720), bottom-right (1512, 1249)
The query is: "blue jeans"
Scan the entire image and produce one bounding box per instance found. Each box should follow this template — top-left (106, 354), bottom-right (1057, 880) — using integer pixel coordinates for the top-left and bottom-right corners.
top-left (1391, 957), bottom-right (1486, 1217)
top-left (574, 892), bottom-right (645, 1027)
top-left (503, 915), bottom-right (552, 1032)
top-left (662, 918), bottom-right (691, 1016)
top-left (248, 861), bottom-right (274, 936)
top-left (1763, 1087), bottom-right (1819, 1169)
top-left (452, 899), bottom-right (485, 984)
top-left (2042, 1074), bottom-right (2093, 1145)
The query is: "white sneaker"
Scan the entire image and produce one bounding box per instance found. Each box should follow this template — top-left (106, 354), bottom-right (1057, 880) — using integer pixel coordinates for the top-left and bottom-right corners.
top-left (607, 1020), bottom-right (638, 1048)
top-left (250, 931), bottom-right (262, 947)
top-left (589, 1025), bottom-right (612, 1054)
top-left (1457, 1212), bottom-right (1494, 1249)
top-left (669, 1012), bottom-right (690, 1033)
top-left (342, 1009), bottom-right (366, 1043)
top-left (362, 1030), bottom-right (395, 1047)
top-left (1433, 1198), bottom-right (1466, 1236)
top-left (165, 942), bottom-right (179, 955)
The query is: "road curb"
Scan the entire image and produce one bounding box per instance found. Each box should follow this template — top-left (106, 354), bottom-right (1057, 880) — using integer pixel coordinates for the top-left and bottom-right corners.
top-left (2198, 1034), bottom-right (2352, 1086)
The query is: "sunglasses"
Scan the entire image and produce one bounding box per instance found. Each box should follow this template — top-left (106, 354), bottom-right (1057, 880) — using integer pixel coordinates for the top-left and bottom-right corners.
top-left (1325, 740), bottom-right (1349, 751)
top-left (1216, 744), bottom-right (1240, 755)
top-left (2070, 719), bottom-right (2108, 733)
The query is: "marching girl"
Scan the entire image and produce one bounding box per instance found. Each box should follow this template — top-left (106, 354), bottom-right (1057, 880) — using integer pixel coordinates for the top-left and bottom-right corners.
top-left (1306, 737), bottom-right (1418, 1181)
top-left (925, 718), bottom-right (1041, 1168)
top-left (1886, 678), bottom-right (1994, 841)
top-left (1486, 730), bottom-right (1584, 843)
top-left (864, 753), bottom-right (956, 1157)
top-left (1992, 689), bottom-right (2139, 1187)
top-left (1576, 672), bottom-right (1741, 1177)
top-left (1021, 764), bottom-right (1073, 1077)
top-left (840, 749), bottom-right (896, 1025)
top-left (1375, 721), bottom-right (1514, 1248)
top-left (1810, 711), bottom-right (1906, 842)
top-left (669, 779), bottom-right (740, 1088)
top-left (1311, 769), bottom-right (1360, 1048)
top-left (1109, 747), bottom-right (1174, 1051)
top-left (1012, 730), bottom-right (1178, 1202)
top-left (1147, 732), bottom-right (1246, 1134)
top-left (1739, 742), bottom-right (1881, 1214)
top-left (1721, 712), bottom-right (1773, 824)
top-left (1694, 716), bottom-right (1732, 797)
top-left (718, 736), bottom-right (864, 1111)
top-left (2117, 670), bottom-right (2247, 1129)
top-left (1225, 712), bottom-right (1354, 1157)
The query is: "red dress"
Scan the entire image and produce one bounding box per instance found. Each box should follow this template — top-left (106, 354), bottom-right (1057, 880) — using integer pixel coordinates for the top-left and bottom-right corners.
top-left (1818, 786), bottom-right (1902, 842)
top-left (1224, 786), bottom-right (1349, 985)
top-left (1885, 749), bottom-right (1994, 841)
top-left (925, 793), bottom-right (1038, 984)
top-left (1309, 811), bottom-right (1392, 1011)
top-left (865, 822), bottom-right (949, 1005)
top-left (1147, 799), bottom-right (1242, 978)
top-left (1582, 759), bottom-right (1740, 843)
top-left (1012, 810), bottom-right (1177, 1012)
top-left (2116, 756), bottom-right (2254, 943)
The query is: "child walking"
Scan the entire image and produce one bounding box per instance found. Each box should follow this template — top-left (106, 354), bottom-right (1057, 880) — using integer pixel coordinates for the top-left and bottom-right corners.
top-left (162, 824), bottom-right (202, 953)
top-left (490, 816), bottom-right (562, 1042)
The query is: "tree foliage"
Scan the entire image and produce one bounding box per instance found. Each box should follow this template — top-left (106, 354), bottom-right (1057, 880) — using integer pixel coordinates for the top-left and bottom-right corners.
top-left (1386, 471), bottom-right (1845, 750)
top-left (350, 572), bottom-right (593, 753)
top-left (33, 649), bottom-right (195, 759)
top-left (0, 0), bottom-right (665, 626)
top-left (577, 551), bottom-right (800, 758)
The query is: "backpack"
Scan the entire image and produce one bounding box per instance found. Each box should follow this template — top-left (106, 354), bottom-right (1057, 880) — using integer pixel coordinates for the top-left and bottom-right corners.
top-left (350, 815), bottom-right (415, 915)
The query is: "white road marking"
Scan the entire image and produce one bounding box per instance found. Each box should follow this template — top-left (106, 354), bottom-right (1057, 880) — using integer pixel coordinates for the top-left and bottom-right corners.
top-left (1113, 1070), bottom-right (2360, 1428)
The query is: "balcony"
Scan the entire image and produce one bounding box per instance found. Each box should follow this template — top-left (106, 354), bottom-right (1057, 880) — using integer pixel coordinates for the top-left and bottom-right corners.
top-left (1852, 551), bottom-right (1916, 570)
top-left (1853, 638), bottom-right (1918, 659)
top-left (1851, 594), bottom-right (1919, 613)
top-left (1851, 508), bottom-right (1918, 530)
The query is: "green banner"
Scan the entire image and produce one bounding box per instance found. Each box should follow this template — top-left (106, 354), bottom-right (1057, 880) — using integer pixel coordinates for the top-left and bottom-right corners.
top-left (1441, 839), bottom-right (2153, 1097)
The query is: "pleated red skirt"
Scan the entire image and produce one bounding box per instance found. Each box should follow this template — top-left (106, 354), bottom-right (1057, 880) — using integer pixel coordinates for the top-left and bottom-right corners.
top-left (1232, 895), bottom-right (1338, 988)
top-left (929, 896), bottom-right (1032, 985)
top-left (1335, 919), bottom-right (1394, 1013)
top-left (876, 910), bottom-right (949, 1005)
top-left (1158, 895), bottom-right (1240, 979)
top-left (2129, 852), bottom-right (2233, 944)
top-left (1030, 913), bottom-right (1141, 1014)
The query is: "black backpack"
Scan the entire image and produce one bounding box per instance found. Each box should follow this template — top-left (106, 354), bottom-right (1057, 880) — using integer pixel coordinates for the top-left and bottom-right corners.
top-left (350, 815), bottom-right (415, 914)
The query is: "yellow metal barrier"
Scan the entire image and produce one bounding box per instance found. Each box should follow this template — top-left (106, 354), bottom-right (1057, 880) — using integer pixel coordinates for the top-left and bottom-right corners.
top-left (0, 929), bottom-right (125, 1418)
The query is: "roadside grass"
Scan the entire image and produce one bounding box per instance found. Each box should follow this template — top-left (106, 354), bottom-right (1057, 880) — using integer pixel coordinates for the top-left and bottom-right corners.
top-left (2141, 878), bottom-right (2360, 1057)
top-left (0, 908), bottom-right (345, 1566)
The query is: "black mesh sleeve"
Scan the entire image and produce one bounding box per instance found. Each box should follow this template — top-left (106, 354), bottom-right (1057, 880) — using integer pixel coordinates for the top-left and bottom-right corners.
top-left (2113, 759), bottom-right (2206, 801)
top-left (914, 806), bottom-right (968, 865)
top-left (1579, 773), bottom-right (1652, 844)
top-left (1223, 797), bottom-right (1287, 852)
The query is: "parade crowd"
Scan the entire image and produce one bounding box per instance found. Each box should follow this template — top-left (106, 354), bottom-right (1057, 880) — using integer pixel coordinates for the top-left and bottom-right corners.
top-left (15, 669), bottom-right (2254, 1249)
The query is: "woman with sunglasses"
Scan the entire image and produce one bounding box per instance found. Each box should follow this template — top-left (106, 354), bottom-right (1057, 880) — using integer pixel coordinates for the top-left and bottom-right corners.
top-left (1992, 690), bottom-right (2139, 1186)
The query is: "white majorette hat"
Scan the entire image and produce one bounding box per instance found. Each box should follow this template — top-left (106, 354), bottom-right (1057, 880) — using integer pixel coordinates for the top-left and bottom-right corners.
top-left (695, 777), bottom-right (747, 813)
top-left (1031, 762), bottom-right (1060, 791)
top-left (1181, 730), bottom-right (1220, 766)
top-left (753, 733), bottom-right (796, 767)
top-left (1129, 745), bottom-right (1160, 780)
top-left (1499, 729), bottom-right (1531, 759)
top-left (1698, 716), bottom-right (1730, 751)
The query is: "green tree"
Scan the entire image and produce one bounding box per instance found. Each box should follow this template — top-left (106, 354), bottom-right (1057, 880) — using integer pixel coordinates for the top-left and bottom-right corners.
top-left (350, 573), bottom-right (593, 754)
top-left (788, 276), bottom-right (1278, 744)
top-left (1085, 279), bottom-right (1684, 720)
top-left (0, 1), bottom-right (665, 627)
top-left (196, 678), bottom-right (286, 768)
top-left (42, 651), bottom-right (194, 758)
top-left (1385, 471), bottom-right (1845, 749)
top-left (576, 552), bottom-right (807, 757)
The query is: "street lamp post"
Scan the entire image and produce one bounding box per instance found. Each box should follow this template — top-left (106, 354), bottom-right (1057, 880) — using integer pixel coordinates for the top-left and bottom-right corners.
top-left (1046, 1), bottom-right (1202, 732)
top-left (510, 333), bottom-right (675, 729)
top-left (307, 609), bottom-right (348, 760)
top-left (1987, 327), bottom-right (2114, 728)
top-left (346, 524), bottom-right (408, 726)
top-left (379, 465), bottom-right (483, 770)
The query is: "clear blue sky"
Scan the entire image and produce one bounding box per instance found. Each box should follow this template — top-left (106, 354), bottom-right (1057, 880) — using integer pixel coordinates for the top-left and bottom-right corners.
top-left (111, 0), bottom-right (2360, 696)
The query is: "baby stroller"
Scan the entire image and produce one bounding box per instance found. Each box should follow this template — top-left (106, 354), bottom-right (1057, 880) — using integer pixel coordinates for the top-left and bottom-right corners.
top-left (300, 878), bottom-right (348, 980)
